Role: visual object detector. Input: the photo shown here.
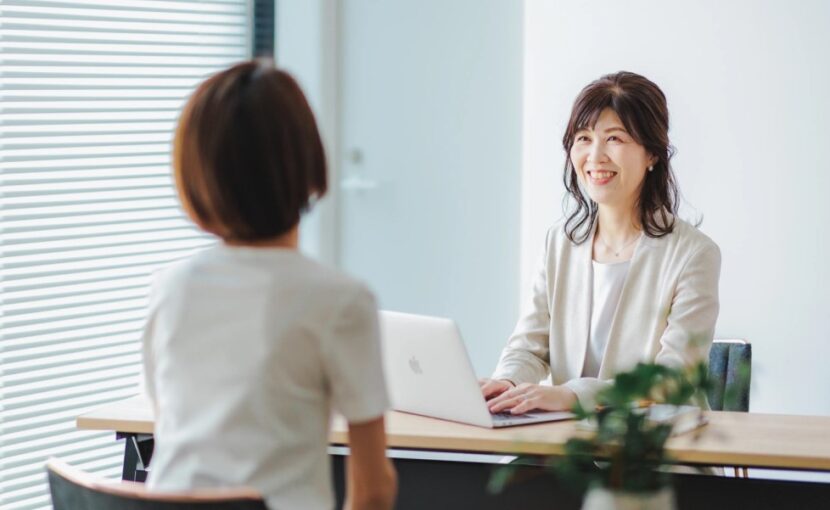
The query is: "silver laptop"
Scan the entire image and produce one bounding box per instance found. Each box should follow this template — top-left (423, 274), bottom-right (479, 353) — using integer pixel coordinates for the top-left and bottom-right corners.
top-left (379, 310), bottom-right (575, 428)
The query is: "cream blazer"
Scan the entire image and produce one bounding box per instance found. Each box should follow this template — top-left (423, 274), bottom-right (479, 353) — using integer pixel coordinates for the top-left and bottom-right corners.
top-left (492, 218), bottom-right (721, 409)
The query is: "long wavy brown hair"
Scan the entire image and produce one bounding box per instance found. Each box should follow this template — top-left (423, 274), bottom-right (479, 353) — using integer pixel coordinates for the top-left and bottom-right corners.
top-left (562, 71), bottom-right (678, 244)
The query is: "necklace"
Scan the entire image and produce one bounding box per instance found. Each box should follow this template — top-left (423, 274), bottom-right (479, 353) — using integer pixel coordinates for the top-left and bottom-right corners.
top-left (598, 232), bottom-right (642, 257)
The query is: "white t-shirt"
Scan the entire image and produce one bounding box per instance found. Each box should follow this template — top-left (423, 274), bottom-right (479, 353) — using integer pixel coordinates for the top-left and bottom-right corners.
top-left (582, 260), bottom-right (630, 378)
top-left (142, 244), bottom-right (389, 510)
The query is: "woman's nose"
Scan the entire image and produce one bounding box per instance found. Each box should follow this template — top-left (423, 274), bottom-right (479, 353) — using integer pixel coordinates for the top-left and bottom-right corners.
top-left (586, 140), bottom-right (605, 163)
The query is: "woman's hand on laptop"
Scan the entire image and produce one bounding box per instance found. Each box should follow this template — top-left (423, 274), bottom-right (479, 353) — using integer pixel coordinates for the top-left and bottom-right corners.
top-left (479, 378), bottom-right (515, 400)
top-left (486, 383), bottom-right (577, 415)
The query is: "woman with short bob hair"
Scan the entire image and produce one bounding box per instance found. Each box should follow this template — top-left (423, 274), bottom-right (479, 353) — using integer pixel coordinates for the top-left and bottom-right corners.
top-left (141, 60), bottom-right (397, 510)
top-left (483, 72), bottom-right (721, 413)
top-left (173, 60), bottom-right (327, 243)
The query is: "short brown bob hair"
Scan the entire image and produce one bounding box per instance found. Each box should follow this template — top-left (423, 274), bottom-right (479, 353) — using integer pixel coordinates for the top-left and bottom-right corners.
top-left (561, 71), bottom-right (678, 244)
top-left (174, 59), bottom-right (327, 242)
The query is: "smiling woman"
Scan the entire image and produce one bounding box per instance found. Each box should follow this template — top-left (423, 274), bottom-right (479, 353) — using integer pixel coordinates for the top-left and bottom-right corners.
top-left (563, 72), bottom-right (679, 246)
top-left (481, 72), bottom-right (721, 415)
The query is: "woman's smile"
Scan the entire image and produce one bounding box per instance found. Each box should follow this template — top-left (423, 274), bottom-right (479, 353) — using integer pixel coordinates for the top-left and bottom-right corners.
top-left (587, 169), bottom-right (618, 185)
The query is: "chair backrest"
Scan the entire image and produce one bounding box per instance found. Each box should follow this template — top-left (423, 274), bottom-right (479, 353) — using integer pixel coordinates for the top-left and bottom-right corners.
top-left (47, 458), bottom-right (268, 510)
top-left (707, 339), bottom-right (752, 412)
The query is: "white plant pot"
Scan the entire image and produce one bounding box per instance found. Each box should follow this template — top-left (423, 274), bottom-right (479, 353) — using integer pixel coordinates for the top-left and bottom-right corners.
top-left (581, 486), bottom-right (677, 510)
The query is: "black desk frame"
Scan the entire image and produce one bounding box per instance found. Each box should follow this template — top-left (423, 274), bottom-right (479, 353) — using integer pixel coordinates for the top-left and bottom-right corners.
top-left (116, 431), bottom-right (830, 509)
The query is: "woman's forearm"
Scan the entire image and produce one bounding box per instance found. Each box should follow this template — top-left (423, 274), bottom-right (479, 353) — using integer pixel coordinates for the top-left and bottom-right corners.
top-left (344, 416), bottom-right (397, 510)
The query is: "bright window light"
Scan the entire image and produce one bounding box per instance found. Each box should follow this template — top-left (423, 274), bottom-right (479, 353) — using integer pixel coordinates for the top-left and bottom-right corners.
top-left (0, 1), bottom-right (252, 507)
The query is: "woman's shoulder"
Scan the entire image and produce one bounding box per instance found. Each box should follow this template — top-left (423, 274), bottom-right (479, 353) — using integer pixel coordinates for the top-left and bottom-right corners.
top-left (153, 244), bottom-right (373, 304)
top-left (287, 258), bottom-right (378, 340)
top-left (262, 252), bottom-right (377, 315)
top-left (299, 257), bottom-right (374, 301)
top-left (149, 249), bottom-right (202, 292)
top-left (539, 216), bottom-right (717, 241)
top-left (662, 217), bottom-right (720, 255)
top-left (642, 217), bottom-right (721, 276)
top-left (542, 217), bottom-right (585, 253)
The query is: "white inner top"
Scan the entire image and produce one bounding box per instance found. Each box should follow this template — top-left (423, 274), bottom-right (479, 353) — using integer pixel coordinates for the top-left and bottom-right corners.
top-left (583, 260), bottom-right (631, 378)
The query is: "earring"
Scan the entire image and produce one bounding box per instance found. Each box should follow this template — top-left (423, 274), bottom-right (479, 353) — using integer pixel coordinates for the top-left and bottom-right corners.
top-left (648, 165), bottom-right (654, 172)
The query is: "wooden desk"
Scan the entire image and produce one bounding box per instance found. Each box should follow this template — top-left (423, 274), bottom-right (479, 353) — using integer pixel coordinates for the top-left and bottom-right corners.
top-left (77, 396), bottom-right (830, 471)
top-left (77, 397), bottom-right (830, 510)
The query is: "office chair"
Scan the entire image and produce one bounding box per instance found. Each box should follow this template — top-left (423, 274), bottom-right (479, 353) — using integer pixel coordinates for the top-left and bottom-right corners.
top-left (47, 458), bottom-right (268, 510)
top-left (708, 339), bottom-right (752, 477)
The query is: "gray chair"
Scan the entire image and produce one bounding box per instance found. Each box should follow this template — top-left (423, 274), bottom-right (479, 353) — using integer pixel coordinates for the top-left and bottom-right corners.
top-left (707, 339), bottom-right (752, 477)
top-left (708, 339), bottom-right (751, 412)
top-left (47, 458), bottom-right (268, 510)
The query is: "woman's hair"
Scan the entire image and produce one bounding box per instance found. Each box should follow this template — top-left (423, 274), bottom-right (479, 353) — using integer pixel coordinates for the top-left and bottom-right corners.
top-left (173, 59), bottom-right (327, 242)
top-left (561, 71), bottom-right (678, 243)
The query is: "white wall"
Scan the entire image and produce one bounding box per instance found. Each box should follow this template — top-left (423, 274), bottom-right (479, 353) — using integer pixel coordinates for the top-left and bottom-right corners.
top-left (523, 0), bottom-right (830, 415)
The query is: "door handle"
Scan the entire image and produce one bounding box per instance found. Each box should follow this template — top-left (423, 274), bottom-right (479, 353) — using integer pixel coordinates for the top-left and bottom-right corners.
top-left (340, 175), bottom-right (380, 191)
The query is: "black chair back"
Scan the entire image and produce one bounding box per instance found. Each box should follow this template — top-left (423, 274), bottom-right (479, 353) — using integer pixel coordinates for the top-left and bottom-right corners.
top-left (47, 459), bottom-right (268, 510)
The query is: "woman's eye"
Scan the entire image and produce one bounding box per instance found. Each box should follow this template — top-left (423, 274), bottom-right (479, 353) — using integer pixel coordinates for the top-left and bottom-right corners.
top-left (607, 135), bottom-right (622, 142)
top-left (576, 135), bottom-right (590, 142)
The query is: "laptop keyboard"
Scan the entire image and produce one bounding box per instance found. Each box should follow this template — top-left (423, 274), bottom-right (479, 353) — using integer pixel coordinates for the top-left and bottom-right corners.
top-left (492, 411), bottom-right (534, 422)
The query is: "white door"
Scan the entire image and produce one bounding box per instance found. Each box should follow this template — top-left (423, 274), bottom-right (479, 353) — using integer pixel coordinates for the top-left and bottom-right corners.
top-left (336, 0), bottom-right (523, 375)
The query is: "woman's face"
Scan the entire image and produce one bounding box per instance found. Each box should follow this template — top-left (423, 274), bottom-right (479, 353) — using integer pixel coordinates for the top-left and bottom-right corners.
top-left (569, 108), bottom-right (654, 211)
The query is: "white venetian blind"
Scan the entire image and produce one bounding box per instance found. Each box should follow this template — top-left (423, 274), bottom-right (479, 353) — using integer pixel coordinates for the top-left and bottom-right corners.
top-left (0, 1), bottom-right (252, 508)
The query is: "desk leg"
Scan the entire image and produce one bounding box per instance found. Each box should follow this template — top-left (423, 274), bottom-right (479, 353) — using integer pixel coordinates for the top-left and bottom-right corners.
top-left (118, 432), bottom-right (154, 482)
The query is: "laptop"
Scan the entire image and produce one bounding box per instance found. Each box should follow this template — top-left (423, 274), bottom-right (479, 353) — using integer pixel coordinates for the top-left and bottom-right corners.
top-left (379, 310), bottom-right (575, 428)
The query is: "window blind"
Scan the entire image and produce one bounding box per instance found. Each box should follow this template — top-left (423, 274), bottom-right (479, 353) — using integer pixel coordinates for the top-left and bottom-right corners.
top-left (0, 1), bottom-right (252, 508)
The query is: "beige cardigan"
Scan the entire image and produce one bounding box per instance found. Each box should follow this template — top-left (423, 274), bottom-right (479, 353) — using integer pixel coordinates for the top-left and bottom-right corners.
top-left (492, 218), bottom-right (721, 410)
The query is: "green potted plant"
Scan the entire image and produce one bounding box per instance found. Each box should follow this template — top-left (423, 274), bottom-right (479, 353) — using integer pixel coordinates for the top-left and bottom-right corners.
top-left (559, 362), bottom-right (710, 510)
top-left (490, 361), bottom-right (714, 510)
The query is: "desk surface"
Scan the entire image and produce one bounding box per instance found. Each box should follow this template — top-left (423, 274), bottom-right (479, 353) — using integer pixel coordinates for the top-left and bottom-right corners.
top-left (77, 397), bottom-right (830, 471)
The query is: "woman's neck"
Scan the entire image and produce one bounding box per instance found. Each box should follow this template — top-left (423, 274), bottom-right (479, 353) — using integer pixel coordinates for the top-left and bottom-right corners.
top-left (596, 204), bottom-right (641, 245)
top-left (224, 225), bottom-right (299, 249)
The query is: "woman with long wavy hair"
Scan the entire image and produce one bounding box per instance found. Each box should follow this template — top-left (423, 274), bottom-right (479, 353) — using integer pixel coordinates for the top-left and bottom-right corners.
top-left (483, 72), bottom-right (721, 413)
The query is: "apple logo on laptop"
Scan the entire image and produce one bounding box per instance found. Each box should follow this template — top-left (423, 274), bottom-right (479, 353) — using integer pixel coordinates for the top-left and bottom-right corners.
top-left (408, 356), bottom-right (423, 375)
